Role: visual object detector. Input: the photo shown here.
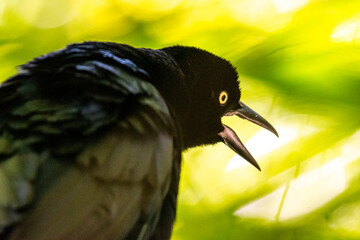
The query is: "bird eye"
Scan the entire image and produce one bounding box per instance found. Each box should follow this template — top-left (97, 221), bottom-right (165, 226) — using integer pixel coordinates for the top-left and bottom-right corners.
top-left (219, 91), bottom-right (228, 105)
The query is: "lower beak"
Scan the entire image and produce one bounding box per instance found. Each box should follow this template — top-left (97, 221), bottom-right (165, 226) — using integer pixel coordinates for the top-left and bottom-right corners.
top-left (218, 101), bottom-right (278, 171)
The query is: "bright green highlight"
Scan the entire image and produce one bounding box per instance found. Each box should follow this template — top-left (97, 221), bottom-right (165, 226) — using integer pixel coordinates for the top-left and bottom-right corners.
top-left (1, 0), bottom-right (360, 239)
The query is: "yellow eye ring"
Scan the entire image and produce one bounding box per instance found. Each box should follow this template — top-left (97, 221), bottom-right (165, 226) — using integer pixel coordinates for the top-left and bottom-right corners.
top-left (219, 91), bottom-right (228, 105)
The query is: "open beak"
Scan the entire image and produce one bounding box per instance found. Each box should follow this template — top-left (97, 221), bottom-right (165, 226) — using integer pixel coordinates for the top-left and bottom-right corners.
top-left (218, 101), bottom-right (278, 171)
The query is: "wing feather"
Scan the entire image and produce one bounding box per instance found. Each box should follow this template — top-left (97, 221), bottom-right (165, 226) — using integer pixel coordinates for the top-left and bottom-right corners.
top-left (9, 120), bottom-right (174, 240)
top-left (0, 43), bottom-right (181, 240)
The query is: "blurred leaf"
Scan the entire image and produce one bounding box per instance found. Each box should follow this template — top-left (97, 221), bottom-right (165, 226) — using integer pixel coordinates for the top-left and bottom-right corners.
top-left (1, 0), bottom-right (360, 239)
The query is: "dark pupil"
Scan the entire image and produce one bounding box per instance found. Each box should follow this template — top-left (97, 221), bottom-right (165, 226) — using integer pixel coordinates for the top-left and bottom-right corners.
top-left (221, 95), bottom-right (226, 101)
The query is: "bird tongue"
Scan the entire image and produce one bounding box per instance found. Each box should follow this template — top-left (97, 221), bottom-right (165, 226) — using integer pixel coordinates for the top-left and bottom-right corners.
top-left (219, 101), bottom-right (278, 171)
top-left (218, 125), bottom-right (261, 171)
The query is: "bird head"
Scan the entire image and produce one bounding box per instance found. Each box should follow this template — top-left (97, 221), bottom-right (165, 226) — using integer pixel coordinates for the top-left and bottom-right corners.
top-left (161, 46), bottom-right (278, 171)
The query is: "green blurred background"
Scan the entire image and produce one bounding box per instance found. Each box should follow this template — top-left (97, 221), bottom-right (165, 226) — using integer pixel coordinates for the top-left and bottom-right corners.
top-left (1, 0), bottom-right (360, 239)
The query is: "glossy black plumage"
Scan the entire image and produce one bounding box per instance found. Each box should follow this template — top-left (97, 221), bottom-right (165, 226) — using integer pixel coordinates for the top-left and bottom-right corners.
top-left (0, 41), bottom-right (277, 239)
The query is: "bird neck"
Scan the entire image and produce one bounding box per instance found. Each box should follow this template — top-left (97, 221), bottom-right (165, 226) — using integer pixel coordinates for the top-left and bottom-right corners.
top-left (131, 47), bottom-right (193, 150)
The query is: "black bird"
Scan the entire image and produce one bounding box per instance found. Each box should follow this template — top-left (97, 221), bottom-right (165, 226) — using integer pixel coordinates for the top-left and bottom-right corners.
top-left (0, 42), bottom-right (278, 240)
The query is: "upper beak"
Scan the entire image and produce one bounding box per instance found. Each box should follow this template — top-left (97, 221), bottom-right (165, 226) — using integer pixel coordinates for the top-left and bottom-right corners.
top-left (218, 101), bottom-right (278, 171)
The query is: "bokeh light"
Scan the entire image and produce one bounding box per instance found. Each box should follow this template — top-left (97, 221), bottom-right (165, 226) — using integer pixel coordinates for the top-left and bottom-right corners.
top-left (1, 0), bottom-right (360, 239)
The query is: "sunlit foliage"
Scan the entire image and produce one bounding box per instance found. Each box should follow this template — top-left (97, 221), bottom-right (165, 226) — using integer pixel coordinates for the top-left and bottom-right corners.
top-left (1, 0), bottom-right (360, 239)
